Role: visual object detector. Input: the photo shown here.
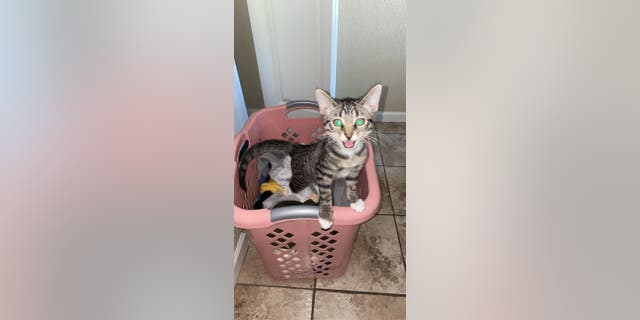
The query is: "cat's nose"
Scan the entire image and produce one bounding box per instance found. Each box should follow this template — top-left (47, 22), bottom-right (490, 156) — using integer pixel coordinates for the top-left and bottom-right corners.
top-left (345, 134), bottom-right (352, 140)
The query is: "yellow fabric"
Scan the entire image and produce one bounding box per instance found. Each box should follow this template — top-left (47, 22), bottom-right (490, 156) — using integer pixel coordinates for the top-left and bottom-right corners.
top-left (260, 180), bottom-right (284, 194)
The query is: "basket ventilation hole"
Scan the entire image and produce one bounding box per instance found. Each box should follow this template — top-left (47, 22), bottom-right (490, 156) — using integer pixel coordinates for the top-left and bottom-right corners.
top-left (309, 229), bottom-right (340, 278)
top-left (277, 254), bottom-right (304, 274)
top-left (269, 230), bottom-right (303, 276)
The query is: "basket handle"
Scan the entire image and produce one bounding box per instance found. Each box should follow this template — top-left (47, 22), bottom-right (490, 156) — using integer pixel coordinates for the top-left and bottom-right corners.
top-left (285, 100), bottom-right (319, 109)
top-left (284, 100), bottom-right (321, 118)
top-left (270, 205), bottom-right (319, 222)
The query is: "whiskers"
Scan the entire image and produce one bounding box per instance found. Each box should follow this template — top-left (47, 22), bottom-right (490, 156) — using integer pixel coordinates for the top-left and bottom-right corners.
top-left (365, 130), bottom-right (390, 148)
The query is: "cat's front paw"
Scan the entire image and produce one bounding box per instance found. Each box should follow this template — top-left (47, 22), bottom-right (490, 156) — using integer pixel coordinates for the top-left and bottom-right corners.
top-left (350, 199), bottom-right (365, 212)
top-left (319, 217), bottom-right (333, 230)
top-left (318, 206), bottom-right (334, 230)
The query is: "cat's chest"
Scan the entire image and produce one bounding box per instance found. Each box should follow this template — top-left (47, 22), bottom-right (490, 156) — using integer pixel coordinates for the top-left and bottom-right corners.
top-left (334, 153), bottom-right (367, 175)
top-left (338, 155), bottom-right (365, 168)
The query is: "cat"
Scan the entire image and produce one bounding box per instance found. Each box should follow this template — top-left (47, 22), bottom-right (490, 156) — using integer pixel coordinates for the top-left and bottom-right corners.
top-left (238, 84), bottom-right (382, 230)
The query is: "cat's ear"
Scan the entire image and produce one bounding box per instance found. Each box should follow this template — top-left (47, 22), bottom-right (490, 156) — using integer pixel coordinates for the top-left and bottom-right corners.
top-left (315, 88), bottom-right (337, 115)
top-left (359, 84), bottom-right (383, 113)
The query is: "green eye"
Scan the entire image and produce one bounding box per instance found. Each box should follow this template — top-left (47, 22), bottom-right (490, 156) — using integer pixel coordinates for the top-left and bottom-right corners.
top-left (355, 118), bottom-right (365, 126)
top-left (333, 119), bottom-right (342, 127)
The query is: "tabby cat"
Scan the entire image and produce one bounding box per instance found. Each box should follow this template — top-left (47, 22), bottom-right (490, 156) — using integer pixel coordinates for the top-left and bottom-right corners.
top-left (238, 84), bottom-right (382, 230)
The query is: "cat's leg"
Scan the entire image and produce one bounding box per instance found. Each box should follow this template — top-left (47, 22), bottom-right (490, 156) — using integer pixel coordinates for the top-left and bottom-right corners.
top-left (345, 167), bottom-right (365, 212)
top-left (316, 174), bottom-right (334, 230)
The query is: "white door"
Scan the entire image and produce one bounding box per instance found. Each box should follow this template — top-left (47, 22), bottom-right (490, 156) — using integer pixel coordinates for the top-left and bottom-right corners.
top-left (247, 0), bottom-right (337, 106)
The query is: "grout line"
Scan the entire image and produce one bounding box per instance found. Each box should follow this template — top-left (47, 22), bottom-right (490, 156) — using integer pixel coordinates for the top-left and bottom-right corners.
top-left (375, 132), bottom-right (386, 166)
top-left (393, 215), bottom-right (407, 271)
top-left (381, 165), bottom-right (393, 216)
top-left (376, 165), bottom-right (395, 216)
top-left (235, 283), bottom-right (313, 291)
top-left (314, 287), bottom-right (406, 297)
top-left (381, 165), bottom-right (406, 168)
top-left (384, 165), bottom-right (407, 271)
top-left (310, 278), bottom-right (317, 320)
top-left (234, 283), bottom-right (406, 297)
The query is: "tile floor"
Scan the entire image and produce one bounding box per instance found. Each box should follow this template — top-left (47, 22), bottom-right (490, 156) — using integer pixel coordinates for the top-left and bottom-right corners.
top-left (235, 122), bottom-right (406, 320)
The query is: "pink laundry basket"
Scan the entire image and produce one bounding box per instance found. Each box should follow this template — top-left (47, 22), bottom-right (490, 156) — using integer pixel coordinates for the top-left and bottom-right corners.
top-left (234, 101), bottom-right (381, 280)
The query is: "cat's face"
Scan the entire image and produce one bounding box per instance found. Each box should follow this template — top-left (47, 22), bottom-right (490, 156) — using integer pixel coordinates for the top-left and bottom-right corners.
top-left (316, 84), bottom-right (382, 150)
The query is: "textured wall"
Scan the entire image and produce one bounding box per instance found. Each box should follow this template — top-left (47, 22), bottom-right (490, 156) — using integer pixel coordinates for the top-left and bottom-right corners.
top-left (336, 0), bottom-right (406, 112)
top-left (235, 0), bottom-right (264, 109)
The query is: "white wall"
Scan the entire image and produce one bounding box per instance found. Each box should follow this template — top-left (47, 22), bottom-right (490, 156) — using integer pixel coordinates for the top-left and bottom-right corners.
top-left (336, 0), bottom-right (406, 112)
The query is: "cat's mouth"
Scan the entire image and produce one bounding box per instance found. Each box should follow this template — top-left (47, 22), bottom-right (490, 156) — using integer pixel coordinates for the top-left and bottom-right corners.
top-left (342, 140), bottom-right (355, 149)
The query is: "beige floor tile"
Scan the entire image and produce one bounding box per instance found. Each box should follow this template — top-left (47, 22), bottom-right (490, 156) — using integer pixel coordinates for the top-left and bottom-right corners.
top-left (234, 285), bottom-right (312, 320)
top-left (314, 291), bottom-right (405, 320)
top-left (385, 167), bottom-right (406, 215)
top-left (375, 122), bottom-right (406, 134)
top-left (378, 133), bottom-right (405, 166)
top-left (376, 166), bottom-right (394, 215)
top-left (237, 242), bottom-right (315, 288)
top-left (316, 215), bottom-right (405, 294)
top-left (395, 216), bottom-right (406, 259)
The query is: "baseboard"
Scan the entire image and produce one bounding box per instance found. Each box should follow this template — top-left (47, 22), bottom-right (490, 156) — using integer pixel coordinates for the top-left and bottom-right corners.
top-left (374, 111), bottom-right (406, 122)
top-left (234, 231), bottom-right (249, 283)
